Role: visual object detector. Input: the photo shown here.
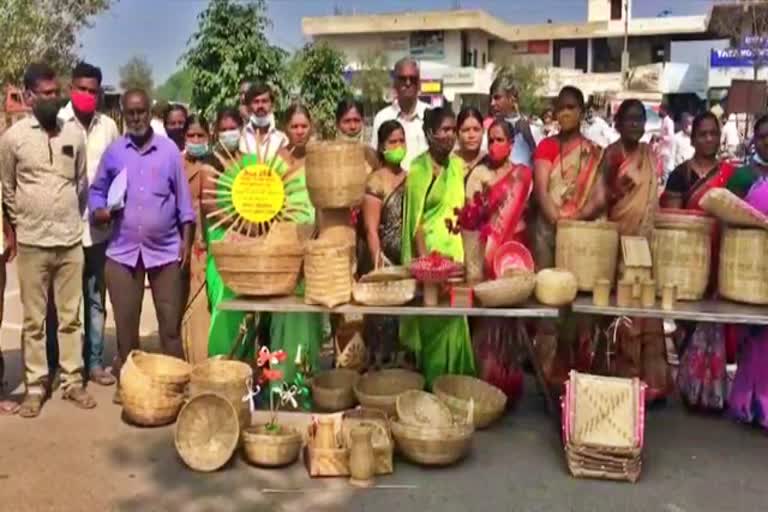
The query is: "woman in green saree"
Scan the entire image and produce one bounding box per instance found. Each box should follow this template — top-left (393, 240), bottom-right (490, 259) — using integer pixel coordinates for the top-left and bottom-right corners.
top-left (401, 107), bottom-right (476, 387)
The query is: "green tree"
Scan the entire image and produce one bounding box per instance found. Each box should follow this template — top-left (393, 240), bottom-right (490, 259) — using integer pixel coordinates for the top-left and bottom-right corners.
top-left (493, 63), bottom-right (548, 116)
top-left (351, 50), bottom-right (390, 116)
top-left (291, 42), bottom-right (351, 139)
top-left (0, 0), bottom-right (113, 85)
top-left (119, 55), bottom-right (154, 92)
top-left (183, 0), bottom-right (288, 119)
top-left (155, 68), bottom-right (194, 103)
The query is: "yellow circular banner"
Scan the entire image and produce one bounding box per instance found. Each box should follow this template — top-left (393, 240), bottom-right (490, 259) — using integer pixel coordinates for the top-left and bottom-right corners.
top-left (231, 163), bottom-right (285, 223)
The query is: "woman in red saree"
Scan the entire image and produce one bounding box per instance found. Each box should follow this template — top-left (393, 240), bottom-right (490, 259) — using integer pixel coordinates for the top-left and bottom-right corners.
top-left (661, 112), bottom-right (735, 412)
top-left (468, 118), bottom-right (532, 406)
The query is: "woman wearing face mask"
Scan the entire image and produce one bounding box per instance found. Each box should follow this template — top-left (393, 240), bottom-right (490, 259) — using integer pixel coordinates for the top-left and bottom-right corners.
top-left (359, 120), bottom-right (407, 368)
top-left (455, 107), bottom-right (485, 181)
top-left (401, 107), bottom-right (476, 387)
top-left (468, 118), bottom-right (533, 406)
top-left (164, 103), bottom-right (189, 150)
top-left (532, 86), bottom-right (603, 269)
top-left (661, 113), bottom-right (735, 412)
top-left (336, 98), bottom-right (379, 171)
top-left (179, 114), bottom-right (216, 363)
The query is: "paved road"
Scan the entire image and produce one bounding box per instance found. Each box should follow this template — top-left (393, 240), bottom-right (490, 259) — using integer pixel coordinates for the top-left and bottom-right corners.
top-left (1, 261), bottom-right (767, 512)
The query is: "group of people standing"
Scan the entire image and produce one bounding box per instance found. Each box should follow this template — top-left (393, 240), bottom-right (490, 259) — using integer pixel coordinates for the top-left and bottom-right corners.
top-left (1, 55), bottom-right (767, 429)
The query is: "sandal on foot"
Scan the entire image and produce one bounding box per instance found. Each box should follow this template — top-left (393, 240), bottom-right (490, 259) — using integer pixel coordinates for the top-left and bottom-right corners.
top-left (0, 400), bottom-right (19, 415)
top-left (62, 387), bottom-right (97, 410)
top-left (18, 394), bottom-right (44, 418)
top-left (89, 367), bottom-right (116, 386)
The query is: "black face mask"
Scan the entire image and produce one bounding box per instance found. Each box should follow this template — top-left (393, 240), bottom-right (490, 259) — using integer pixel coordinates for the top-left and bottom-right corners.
top-left (166, 128), bottom-right (185, 149)
top-left (33, 98), bottom-right (61, 131)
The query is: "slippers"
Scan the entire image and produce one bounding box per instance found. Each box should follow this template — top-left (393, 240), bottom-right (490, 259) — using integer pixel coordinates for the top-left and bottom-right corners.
top-left (89, 367), bottom-right (116, 386)
top-left (62, 387), bottom-right (97, 410)
top-left (0, 400), bottom-right (19, 415)
top-left (18, 394), bottom-right (44, 418)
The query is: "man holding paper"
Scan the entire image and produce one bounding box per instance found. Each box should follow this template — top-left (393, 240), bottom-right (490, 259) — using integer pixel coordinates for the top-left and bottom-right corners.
top-left (89, 88), bottom-right (195, 404)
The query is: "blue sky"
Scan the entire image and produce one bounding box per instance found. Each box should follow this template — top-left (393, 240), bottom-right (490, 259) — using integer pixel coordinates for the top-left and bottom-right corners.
top-left (78, 0), bottom-right (715, 87)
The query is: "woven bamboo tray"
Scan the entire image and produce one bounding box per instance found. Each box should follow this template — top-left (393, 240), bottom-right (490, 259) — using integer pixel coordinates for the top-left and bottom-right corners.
top-left (652, 212), bottom-right (714, 300)
top-left (306, 141), bottom-right (367, 208)
top-left (535, 268), bottom-right (578, 306)
top-left (211, 238), bottom-right (303, 296)
top-left (189, 359), bottom-right (253, 430)
top-left (352, 279), bottom-right (417, 306)
top-left (396, 390), bottom-right (454, 428)
top-left (305, 239), bottom-right (353, 308)
top-left (242, 425), bottom-right (302, 467)
top-left (311, 368), bottom-right (360, 412)
top-left (353, 369), bottom-right (425, 416)
top-left (719, 227), bottom-right (768, 305)
top-left (473, 271), bottom-right (535, 307)
top-left (556, 220), bottom-right (619, 291)
top-left (433, 375), bottom-right (507, 429)
top-left (175, 392), bottom-right (240, 472)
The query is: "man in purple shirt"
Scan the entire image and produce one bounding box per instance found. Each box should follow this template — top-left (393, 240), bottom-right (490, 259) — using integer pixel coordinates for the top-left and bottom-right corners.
top-left (89, 89), bottom-right (194, 403)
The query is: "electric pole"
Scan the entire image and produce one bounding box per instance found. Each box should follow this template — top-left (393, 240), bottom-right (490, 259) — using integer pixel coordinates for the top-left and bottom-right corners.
top-left (622, 0), bottom-right (630, 89)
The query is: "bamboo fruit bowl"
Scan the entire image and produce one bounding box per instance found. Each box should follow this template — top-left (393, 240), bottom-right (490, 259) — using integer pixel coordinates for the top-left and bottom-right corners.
top-left (718, 227), bottom-right (768, 305)
top-left (556, 220), bottom-right (619, 291)
top-left (390, 403), bottom-right (474, 466)
top-left (242, 425), bottom-right (303, 468)
top-left (127, 350), bottom-right (192, 391)
top-left (353, 369), bottom-right (425, 416)
top-left (175, 393), bottom-right (240, 472)
top-left (211, 238), bottom-right (303, 296)
top-left (189, 359), bottom-right (254, 429)
top-left (473, 270), bottom-right (536, 307)
top-left (396, 390), bottom-right (454, 428)
top-left (433, 375), bottom-right (507, 429)
top-left (352, 279), bottom-right (417, 306)
top-left (306, 141), bottom-right (367, 208)
top-left (311, 368), bottom-right (361, 412)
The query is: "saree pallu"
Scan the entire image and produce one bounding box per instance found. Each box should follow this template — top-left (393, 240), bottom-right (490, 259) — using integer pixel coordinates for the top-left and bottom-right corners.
top-left (532, 137), bottom-right (602, 270)
top-left (401, 152), bottom-right (476, 387)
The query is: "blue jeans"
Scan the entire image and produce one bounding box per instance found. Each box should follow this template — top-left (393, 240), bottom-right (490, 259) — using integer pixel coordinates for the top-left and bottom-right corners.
top-left (47, 243), bottom-right (108, 372)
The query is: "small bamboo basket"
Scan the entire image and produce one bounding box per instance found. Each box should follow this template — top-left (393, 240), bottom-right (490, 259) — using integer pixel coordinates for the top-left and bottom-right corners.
top-left (352, 279), bottom-right (417, 306)
top-left (433, 375), bottom-right (507, 429)
top-left (211, 238), bottom-right (304, 296)
top-left (473, 271), bottom-right (536, 307)
top-left (189, 359), bottom-right (254, 430)
top-left (306, 141), bottom-right (367, 208)
top-left (311, 368), bottom-right (361, 412)
top-left (305, 239), bottom-right (353, 308)
top-left (242, 425), bottom-right (303, 468)
top-left (175, 393), bottom-right (240, 472)
top-left (534, 268), bottom-right (578, 306)
top-left (390, 402), bottom-right (474, 466)
top-left (652, 212), bottom-right (714, 300)
top-left (718, 227), bottom-right (768, 305)
top-left (396, 390), bottom-right (454, 428)
top-left (121, 350), bottom-right (192, 394)
top-left (556, 220), bottom-right (620, 291)
top-left (353, 369), bottom-right (425, 416)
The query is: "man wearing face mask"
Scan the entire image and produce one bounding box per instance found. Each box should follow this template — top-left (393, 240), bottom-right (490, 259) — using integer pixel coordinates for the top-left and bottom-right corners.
top-left (486, 75), bottom-right (543, 167)
top-left (239, 82), bottom-right (287, 161)
top-left (46, 62), bottom-right (120, 388)
top-left (0, 62), bottom-right (94, 417)
top-left (89, 89), bottom-right (195, 404)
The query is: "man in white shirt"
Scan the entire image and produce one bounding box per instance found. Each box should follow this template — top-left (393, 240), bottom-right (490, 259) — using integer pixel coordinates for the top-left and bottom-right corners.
top-left (485, 74), bottom-right (543, 166)
top-left (371, 58), bottom-right (429, 170)
top-left (722, 113), bottom-right (742, 159)
top-left (150, 101), bottom-right (167, 137)
top-left (239, 82), bottom-right (288, 161)
top-left (582, 104), bottom-right (618, 148)
top-left (48, 62), bottom-right (120, 386)
top-left (672, 113), bottom-right (695, 168)
top-left (660, 106), bottom-right (676, 175)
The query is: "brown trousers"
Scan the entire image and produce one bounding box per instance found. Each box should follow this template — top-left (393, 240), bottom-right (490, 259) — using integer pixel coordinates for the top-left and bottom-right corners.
top-left (105, 257), bottom-right (184, 377)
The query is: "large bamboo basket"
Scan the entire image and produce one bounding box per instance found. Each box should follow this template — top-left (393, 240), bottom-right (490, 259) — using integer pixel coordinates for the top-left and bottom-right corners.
top-left (306, 141), bottom-right (367, 208)
top-left (433, 375), bottom-right (507, 429)
top-left (311, 368), bottom-right (360, 412)
top-left (305, 239), bottom-right (353, 308)
top-left (242, 425), bottom-right (303, 467)
top-left (719, 228), bottom-right (768, 305)
top-left (121, 390), bottom-right (185, 427)
top-left (124, 350), bottom-right (192, 392)
top-left (211, 238), bottom-right (303, 296)
top-left (556, 220), bottom-right (619, 291)
top-left (189, 359), bottom-right (254, 429)
top-left (353, 369), bottom-right (425, 416)
top-left (175, 393), bottom-right (240, 472)
top-left (390, 404), bottom-right (474, 466)
top-left (652, 211), bottom-right (714, 300)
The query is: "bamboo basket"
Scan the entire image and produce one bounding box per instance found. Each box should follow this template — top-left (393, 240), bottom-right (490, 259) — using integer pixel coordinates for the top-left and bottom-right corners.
top-left (305, 239), bottom-right (353, 308)
top-left (306, 141), bottom-right (367, 208)
top-left (123, 350), bottom-right (191, 393)
top-left (211, 238), bottom-right (303, 296)
top-left (433, 375), bottom-right (507, 429)
top-left (175, 393), bottom-right (240, 472)
top-left (556, 220), bottom-right (619, 291)
top-left (473, 271), bottom-right (535, 307)
top-left (352, 279), bottom-right (417, 306)
top-left (242, 425), bottom-right (303, 467)
top-left (359, 266), bottom-right (411, 283)
top-left (396, 390), bottom-right (454, 428)
top-left (342, 408), bottom-right (394, 474)
top-left (390, 404), bottom-right (474, 466)
top-left (121, 389), bottom-right (185, 427)
top-left (311, 368), bottom-right (361, 412)
top-left (719, 228), bottom-right (768, 305)
top-left (189, 359), bottom-right (254, 430)
top-left (334, 321), bottom-right (367, 371)
top-left (652, 212), bottom-right (714, 300)
top-left (353, 369), bottom-right (425, 416)
top-left (534, 268), bottom-right (578, 306)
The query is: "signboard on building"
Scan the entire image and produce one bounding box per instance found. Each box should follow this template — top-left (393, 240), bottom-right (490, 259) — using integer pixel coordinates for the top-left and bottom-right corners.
top-left (410, 31), bottom-right (445, 60)
top-left (420, 79), bottom-right (443, 95)
top-left (442, 69), bottom-right (475, 86)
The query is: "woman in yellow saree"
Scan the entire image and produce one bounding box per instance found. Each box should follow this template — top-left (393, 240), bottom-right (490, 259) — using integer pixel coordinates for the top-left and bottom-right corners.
top-left (401, 107), bottom-right (476, 387)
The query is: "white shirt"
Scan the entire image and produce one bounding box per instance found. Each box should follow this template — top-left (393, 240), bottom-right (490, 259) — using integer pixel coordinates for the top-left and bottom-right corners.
top-left (240, 116), bottom-right (288, 161)
top-left (673, 131), bottom-right (694, 167)
top-left (370, 100), bottom-right (429, 170)
top-left (150, 118), bottom-right (167, 137)
top-left (722, 120), bottom-right (741, 151)
top-left (59, 103), bottom-right (120, 247)
top-left (582, 116), bottom-right (617, 148)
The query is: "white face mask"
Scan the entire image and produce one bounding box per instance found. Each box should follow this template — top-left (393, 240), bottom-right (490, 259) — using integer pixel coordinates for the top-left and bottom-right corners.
top-left (250, 113), bottom-right (271, 128)
top-left (218, 129), bottom-right (241, 151)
